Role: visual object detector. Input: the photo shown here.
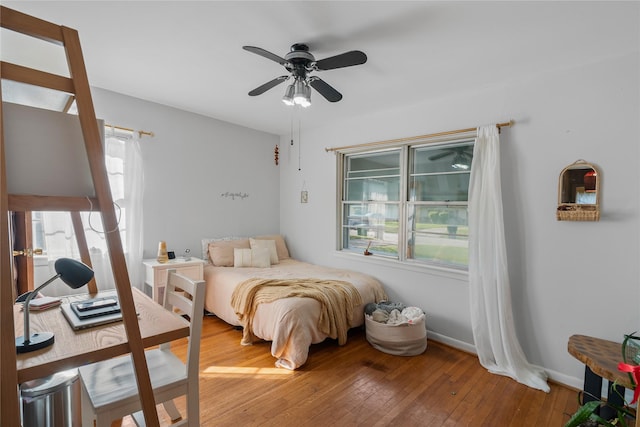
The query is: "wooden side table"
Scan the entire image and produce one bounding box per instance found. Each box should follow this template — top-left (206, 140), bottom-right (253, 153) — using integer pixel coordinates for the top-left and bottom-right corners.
top-left (568, 334), bottom-right (634, 419)
top-left (143, 258), bottom-right (205, 304)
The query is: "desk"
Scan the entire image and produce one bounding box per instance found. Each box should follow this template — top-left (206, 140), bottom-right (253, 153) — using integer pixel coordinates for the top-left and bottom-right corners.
top-left (143, 258), bottom-right (205, 304)
top-left (568, 334), bottom-right (633, 419)
top-left (15, 287), bottom-right (189, 383)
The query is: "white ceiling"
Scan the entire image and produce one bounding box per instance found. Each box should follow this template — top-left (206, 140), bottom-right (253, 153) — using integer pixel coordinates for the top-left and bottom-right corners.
top-left (1, 1), bottom-right (638, 136)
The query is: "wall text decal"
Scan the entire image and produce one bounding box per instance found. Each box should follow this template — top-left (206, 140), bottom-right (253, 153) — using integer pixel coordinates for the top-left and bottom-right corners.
top-left (221, 192), bottom-right (249, 200)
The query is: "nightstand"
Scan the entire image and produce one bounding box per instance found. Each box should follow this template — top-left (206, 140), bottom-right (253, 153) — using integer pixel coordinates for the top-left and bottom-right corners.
top-left (142, 258), bottom-right (205, 304)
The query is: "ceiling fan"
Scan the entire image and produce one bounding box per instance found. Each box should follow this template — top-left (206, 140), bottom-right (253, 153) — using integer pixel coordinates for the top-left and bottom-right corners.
top-left (243, 43), bottom-right (367, 107)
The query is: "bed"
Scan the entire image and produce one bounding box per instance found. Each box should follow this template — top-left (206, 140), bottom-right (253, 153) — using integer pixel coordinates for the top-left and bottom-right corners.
top-left (201, 235), bottom-right (387, 370)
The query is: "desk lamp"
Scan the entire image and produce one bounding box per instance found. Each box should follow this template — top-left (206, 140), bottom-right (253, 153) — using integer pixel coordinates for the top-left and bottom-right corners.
top-left (16, 258), bottom-right (94, 353)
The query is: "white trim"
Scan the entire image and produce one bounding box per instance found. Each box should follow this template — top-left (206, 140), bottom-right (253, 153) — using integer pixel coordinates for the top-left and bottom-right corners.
top-left (427, 330), bottom-right (476, 354)
top-left (332, 250), bottom-right (469, 282)
top-left (427, 330), bottom-right (584, 392)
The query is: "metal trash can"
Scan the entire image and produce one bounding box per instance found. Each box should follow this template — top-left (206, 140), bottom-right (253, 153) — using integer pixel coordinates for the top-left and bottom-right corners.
top-left (20, 369), bottom-right (81, 427)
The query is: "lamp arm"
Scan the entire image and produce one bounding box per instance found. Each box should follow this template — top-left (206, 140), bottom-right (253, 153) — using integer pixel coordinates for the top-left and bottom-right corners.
top-left (22, 274), bottom-right (60, 344)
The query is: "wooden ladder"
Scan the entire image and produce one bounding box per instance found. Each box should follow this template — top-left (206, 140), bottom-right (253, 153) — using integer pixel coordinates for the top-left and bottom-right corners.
top-left (0, 6), bottom-right (160, 426)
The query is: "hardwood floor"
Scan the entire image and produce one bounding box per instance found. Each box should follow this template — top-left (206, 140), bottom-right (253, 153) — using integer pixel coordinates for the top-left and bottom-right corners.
top-left (121, 314), bottom-right (579, 426)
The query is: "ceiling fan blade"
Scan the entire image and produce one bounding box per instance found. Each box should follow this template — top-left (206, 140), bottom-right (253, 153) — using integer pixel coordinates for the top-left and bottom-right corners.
top-left (243, 46), bottom-right (288, 66)
top-left (428, 151), bottom-right (453, 161)
top-left (315, 50), bottom-right (367, 70)
top-left (309, 77), bottom-right (342, 102)
top-left (248, 76), bottom-right (288, 96)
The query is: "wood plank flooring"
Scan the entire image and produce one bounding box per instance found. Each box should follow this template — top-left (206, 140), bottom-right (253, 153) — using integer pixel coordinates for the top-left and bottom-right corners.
top-left (121, 314), bottom-right (579, 426)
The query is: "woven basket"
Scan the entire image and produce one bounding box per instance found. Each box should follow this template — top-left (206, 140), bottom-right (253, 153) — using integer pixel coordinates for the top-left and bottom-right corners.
top-left (556, 204), bottom-right (600, 221)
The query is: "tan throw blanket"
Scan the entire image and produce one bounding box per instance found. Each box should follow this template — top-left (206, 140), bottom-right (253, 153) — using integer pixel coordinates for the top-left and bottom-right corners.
top-left (231, 278), bottom-right (363, 346)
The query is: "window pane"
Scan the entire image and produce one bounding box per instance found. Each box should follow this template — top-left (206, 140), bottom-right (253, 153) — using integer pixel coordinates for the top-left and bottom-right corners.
top-left (347, 151), bottom-right (400, 176)
top-left (342, 203), bottom-right (399, 257)
top-left (410, 173), bottom-right (470, 202)
top-left (408, 205), bottom-right (468, 268)
top-left (345, 151), bottom-right (400, 201)
top-left (346, 176), bottom-right (400, 201)
top-left (410, 141), bottom-right (473, 202)
top-left (412, 142), bottom-right (473, 174)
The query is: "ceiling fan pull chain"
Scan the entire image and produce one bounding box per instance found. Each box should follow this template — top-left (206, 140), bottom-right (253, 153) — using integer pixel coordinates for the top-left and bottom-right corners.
top-left (298, 116), bottom-right (302, 171)
top-left (290, 111), bottom-right (294, 146)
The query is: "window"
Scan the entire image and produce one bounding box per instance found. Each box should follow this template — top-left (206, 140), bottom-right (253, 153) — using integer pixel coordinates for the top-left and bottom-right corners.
top-left (29, 126), bottom-right (145, 290)
top-left (339, 138), bottom-right (474, 270)
top-left (32, 131), bottom-right (131, 258)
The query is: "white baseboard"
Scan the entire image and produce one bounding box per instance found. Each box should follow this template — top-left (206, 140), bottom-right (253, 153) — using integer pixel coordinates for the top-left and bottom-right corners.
top-left (427, 330), bottom-right (584, 392)
top-left (427, 330), bottom-right (477, 354)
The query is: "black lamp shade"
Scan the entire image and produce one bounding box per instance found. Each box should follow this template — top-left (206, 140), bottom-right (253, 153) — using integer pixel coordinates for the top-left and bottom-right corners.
top-left (55, 258), bottom-right (94, 288)
top-left (17, 258), bottom-right (94, 353)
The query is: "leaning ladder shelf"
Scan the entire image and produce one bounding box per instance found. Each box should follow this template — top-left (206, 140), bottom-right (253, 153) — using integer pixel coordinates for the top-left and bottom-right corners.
top-left (0, 7), bottom-right (160, 426)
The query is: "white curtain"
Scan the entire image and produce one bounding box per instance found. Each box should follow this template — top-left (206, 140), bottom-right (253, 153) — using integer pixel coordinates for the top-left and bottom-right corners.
top-left (106, 128), bottom-right (145, 290)
top-left (39, 128), bottom-right (144, 292)
top-left (468, 125), bottom-right (550, 392)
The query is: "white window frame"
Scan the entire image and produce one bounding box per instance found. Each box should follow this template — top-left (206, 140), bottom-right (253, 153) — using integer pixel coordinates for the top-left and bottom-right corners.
top-left (336, 133), bottom-right (475, 271)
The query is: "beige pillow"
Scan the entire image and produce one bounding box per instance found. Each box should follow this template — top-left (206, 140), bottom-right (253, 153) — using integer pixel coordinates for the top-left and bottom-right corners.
top-left (201, 236), bottom-right (245, 261)
top-left (250, 238), bottom-right (278, 264)
top-left (253, 234), bottom-right (290, 259)
top-left (208, 239), bottom-right (250, 266)
top-left (233, 247), bottom-right (271, 268)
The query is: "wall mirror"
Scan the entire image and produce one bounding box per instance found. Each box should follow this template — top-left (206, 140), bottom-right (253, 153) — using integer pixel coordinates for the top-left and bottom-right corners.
top-left (557, 160), bottom-right (600, 221)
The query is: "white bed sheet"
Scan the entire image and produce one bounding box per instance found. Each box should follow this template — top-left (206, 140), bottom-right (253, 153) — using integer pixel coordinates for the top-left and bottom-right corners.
top-left (203, 258), bottom-right (387, 369)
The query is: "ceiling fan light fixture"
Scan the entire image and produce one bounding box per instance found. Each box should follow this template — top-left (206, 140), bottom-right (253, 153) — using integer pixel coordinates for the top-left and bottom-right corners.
top-left (451, 153), bottom-right (470, 170)
top-left (299, 83), bottom-right (311, 108)
top-left (293, 79), bottom-right (311, 107)
top-left (282, 84), bottom-right (295, 106)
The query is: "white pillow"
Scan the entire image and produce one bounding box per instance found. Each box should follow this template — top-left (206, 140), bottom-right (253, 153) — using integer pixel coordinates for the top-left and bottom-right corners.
top-left (253, 234), bottom-right (290, 259)
top-left (234, 247), bottom-right (271, 268)
top-left (249, 238), bottom-right (278, 265)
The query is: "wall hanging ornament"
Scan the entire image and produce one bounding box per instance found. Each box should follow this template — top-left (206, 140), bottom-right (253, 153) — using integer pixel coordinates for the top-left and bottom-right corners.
top-left (556, 159), bottom-right (600, 221)
top-left (274, 144), bottom-right (279, 165)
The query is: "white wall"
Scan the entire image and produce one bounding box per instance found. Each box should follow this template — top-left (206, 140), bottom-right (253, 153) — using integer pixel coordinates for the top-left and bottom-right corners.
top-left (279, 51), bottom-right (640, 389)
top-left (90, 88), bottom-right (280, 260)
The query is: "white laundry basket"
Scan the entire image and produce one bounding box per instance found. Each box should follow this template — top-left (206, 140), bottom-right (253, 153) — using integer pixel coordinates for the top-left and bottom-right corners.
top-left (365, 315), bottom-right (427, 356)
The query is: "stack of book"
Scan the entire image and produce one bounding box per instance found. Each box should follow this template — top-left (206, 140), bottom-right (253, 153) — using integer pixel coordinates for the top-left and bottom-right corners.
top-left (27, 296), bottom-right (62, 311)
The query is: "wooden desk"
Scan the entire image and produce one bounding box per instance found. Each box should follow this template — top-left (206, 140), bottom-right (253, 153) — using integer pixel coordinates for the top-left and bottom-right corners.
top-left (568, 334), bottom-right (633, 419)
top-left (15, 287), bottom-right (189, 383)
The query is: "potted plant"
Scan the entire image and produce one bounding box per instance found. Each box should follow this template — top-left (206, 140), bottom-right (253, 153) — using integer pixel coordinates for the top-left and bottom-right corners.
top-left (563, 393), bottom-right (635, 427)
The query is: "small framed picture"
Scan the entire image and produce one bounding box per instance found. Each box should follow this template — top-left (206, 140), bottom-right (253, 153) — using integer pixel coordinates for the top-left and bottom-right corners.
top-left (301, 191), bottom-right (308, 203)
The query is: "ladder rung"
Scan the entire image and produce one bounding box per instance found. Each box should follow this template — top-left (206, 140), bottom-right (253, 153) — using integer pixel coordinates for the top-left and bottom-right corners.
top-left (8, 194), bottom-right (100, 212)
top-left (0, 6), bottom-right (64, 45)
top-left (1, 62), bottom-right (75, 94)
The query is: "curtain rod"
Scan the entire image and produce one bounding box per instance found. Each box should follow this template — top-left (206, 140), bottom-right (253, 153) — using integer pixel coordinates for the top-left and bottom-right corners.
top-left (63, 95), bottom-right (154, 138)
top-left (324, 120), bottom-right (513, 153)
top-left (105, 123), bottom-right (155, 138)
